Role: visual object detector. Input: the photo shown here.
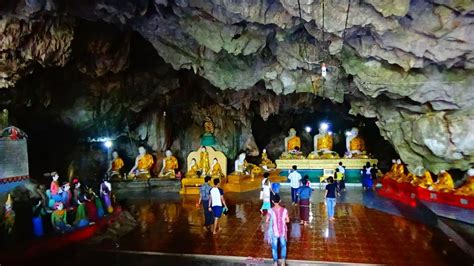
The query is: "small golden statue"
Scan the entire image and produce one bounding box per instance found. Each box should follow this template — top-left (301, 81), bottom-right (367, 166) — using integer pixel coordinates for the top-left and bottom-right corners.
top-left (201, 117), bottom-right (216, 146)
top-left (210, 158), bottom-right (224, 179)
top-left (260, 149), bottom-right (276, 170)
top-left (454, 168), bottom-right (474, 196)
top-left (198, 146), bottom-right (210, 176)
top-left (187, 158), bottom-right (199, 178)
top-left (429, 170), bottom-right (454, 193)
top-left (204, 116), bottom-right (214, 134)
top-left (410, 167), bottom-right (434, 189)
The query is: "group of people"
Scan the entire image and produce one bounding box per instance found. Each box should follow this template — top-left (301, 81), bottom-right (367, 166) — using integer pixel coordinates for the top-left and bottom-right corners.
top-left (196, 177), bottom-right (228, 235)
top-left (361, 162), bottom-right (380, 190)
top-left (34, 172), bottom-right (114, 236)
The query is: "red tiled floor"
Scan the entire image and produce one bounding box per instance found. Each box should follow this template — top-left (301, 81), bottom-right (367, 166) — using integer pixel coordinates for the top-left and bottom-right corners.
top-left (95, 195), bottom-right (471, 265)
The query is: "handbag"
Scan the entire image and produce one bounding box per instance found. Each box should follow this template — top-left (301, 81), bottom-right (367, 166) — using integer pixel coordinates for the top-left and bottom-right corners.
top-left (223, 206), bottom-right (229, 216)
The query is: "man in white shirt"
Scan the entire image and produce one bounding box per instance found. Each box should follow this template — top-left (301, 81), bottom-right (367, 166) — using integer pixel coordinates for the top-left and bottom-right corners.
top-left (208, 178), bottom-right (227, 235)
top-left (288, 165), bottom-right (302, 205)
top-left (337, 162), bottom-right (346, 175)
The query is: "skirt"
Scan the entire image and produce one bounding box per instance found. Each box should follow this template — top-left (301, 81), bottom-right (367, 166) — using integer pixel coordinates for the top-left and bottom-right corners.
top-left (32, 216), bottom-right (44, 237)
top-left (299, 199), bottom-right (310, 221)
top-left (261, 201), bottom-right (271, 211)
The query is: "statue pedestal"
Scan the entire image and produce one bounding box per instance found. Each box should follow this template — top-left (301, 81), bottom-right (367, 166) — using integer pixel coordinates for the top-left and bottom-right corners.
top-left (180, 177), bottom-right (205, 194)
top-left (223, 170), bottom-right (285, 193)
top-left (200, 133), bottom-right (216, 146)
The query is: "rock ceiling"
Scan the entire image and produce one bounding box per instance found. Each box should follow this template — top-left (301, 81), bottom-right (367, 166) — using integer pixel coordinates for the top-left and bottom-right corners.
top-left (0, 0), bottom-right (473, 172)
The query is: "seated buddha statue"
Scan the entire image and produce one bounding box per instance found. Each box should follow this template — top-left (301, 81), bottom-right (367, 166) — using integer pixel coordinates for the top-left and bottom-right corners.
top-left (108, 150), bottom-right (124, 180)
top-left (160, 150), bottom-right (179, 178)
top-left (430, 170), bottom-right (455, 193)
top-left (309, 123), bottom-right (337, 159)
top-left (260, 149), bottom-right (276, 170)
top-left (410, 167), bottom-right (434, 189)
top-left (345, 127), bottom-right (368, 159)
top-left (454, 168), bottom-right (474, 196)
top-left (234, 153), bottom-right (248, 175)
top-left (186, 158), bottom-right (199, 178)
top-left (129, 146), bottom-right (154, 179)
top-left (392, 159), bottom-right (405, 180)
top-left (210, 158), bottom-right (224, 179)
top-left (198, 146), bottom-right (210, 176)
top-left (284, 128), bottom-right (301, 153)
top-left (384, 159), bottom-right (398, 179)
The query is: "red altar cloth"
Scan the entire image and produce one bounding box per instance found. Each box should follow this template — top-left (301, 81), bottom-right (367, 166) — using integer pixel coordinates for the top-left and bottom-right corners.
top-left (379, 176), bottom-right (474, 209)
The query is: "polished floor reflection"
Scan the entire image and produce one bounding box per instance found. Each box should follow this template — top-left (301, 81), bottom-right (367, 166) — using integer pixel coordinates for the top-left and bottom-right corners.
top-left (94, 189), bottom-right (472, 265)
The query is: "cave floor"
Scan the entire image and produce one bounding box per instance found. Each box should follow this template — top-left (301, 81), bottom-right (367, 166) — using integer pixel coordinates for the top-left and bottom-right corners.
top-left (54, 188), bottom-right (472, 266)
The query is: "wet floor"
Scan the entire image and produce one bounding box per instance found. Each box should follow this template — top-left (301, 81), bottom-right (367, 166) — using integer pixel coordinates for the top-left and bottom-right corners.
top-left (80, 188), bottom-right (473, 265)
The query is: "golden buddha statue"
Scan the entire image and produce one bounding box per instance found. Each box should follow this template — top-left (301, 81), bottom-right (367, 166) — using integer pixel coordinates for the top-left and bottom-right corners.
top-left (309, 123), bottom-right (338, 159)
top-left (210, 158), bottom-right (224, 179)
top-left (129, 146), bottom-right (154, 179)
top-left (260, 149), bottom-right (275, 170)
top-left (410, 167), bottom-right (434, 189)
top-left (430, 170), bottom-right (455, 193)
top-left (160, 150), bottom-right (179, 178)
top-left (284, 128), bottom-right (301, 152)
top-left (187, 158), bottom-right (199, 178)
top-left (384, 159), bottom-right (398, 179)
top-left (454, 169), bottom-right (474, 196)
top-left (393, 159), bottom-right (405, 180)
top-left (108, 151), bottom-right (124, 180)
top-left (198, 146), bottom-right (210, 176)
top-left (345, 127), bottom-right (368, 159)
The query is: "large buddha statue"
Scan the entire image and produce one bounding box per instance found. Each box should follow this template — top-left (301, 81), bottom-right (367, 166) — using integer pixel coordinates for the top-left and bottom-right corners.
top-left (129, 146), bottom-right (154, 179)
top-left (454, 168), bottom-right (474, 196)
top-left (430, 170), bottom-right (455, 193)
top-left (308, 123), bottom-right (338, 159)
top-left (345, 127), bottom-right (367, 158)
top-left (284, 128), bottom-right (301, 152)
top-left (260, 148), bottom-right (276, 170)
top-left (384, 159), bottom-right (398, 179)
top-left (187, 158), bottom-right (199, 178)
top-left (210, 158), bottom-right (224, 179)
top-left (107, 150), bottom-right (124, 180)
top-left (198, 146), bottom-right (210, 176)
top-left (160, 150), bottom-right (179, 178)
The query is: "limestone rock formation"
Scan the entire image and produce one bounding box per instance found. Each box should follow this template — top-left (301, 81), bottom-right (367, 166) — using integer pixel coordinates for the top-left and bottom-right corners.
top-left (0, 0), bottom-right (473, 173)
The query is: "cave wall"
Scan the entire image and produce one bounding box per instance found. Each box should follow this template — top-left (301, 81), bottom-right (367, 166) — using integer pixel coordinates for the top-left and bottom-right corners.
top-left (0, 0), bottom-right (473, 174)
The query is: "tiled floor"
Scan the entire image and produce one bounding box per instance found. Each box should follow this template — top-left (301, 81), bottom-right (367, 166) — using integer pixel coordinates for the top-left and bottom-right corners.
top-left (86, 189), bottom-right (473, 265)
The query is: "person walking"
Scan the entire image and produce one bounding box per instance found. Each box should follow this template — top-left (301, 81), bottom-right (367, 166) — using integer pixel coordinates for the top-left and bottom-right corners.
top-left (337, 162), bottom-right (346, 191)
top-left (197, 175), bottom-right (213, 231)
top-left (288, 165), bottom-right (302, 205)
top-left (261, 177), bottom-right (274, 215)
top-left (209, 178), bottom-right (227, 235)
top-left (297, 176), bottom-right (312, 225)
top-left (265, 195), bottom-right (289, 266)
top-left (325, 176), bottom-right (338, 221)
top-left (371, 163), bottom-right (378, 189)
top-left (334, 168), bottom-right (344, 192)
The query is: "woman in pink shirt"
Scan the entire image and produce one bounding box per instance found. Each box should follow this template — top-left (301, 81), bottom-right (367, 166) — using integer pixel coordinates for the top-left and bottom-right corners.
top-left (265, 195), bottom-right (289, 266)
